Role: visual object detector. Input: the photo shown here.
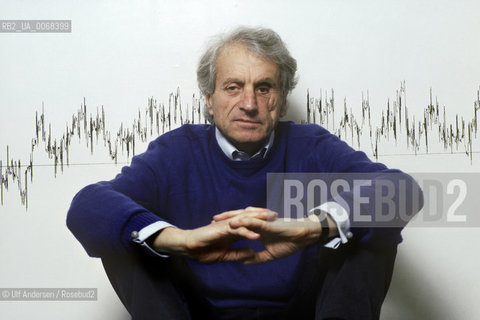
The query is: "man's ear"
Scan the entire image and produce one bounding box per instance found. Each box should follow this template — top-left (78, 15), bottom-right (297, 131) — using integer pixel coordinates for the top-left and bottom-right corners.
top-left (206, 95), bottom-right (214, 116)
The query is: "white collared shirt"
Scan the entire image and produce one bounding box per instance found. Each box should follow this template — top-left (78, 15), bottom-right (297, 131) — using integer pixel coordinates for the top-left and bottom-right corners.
top-left (215, 127), bottom-right (275, 161)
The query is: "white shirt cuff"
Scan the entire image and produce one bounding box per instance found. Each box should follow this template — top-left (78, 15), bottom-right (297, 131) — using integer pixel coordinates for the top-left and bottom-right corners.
top-left (310, 201), bottom-right (353, 249)
top-left (131, 221), bottom-right (176, 257)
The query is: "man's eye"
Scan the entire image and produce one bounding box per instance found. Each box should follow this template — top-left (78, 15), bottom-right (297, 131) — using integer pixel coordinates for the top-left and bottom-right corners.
top-left (257, 87), bottom-right (270, 94)
top-left (226, 86), bottom-right (239, 91)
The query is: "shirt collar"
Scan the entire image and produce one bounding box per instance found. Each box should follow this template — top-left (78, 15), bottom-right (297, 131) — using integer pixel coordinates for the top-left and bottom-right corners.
top-left (215, 127), bottom-right (275, 161)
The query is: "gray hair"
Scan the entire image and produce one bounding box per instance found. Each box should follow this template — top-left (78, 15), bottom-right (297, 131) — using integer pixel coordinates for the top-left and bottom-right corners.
top-left (197, 26), bottom-right (298, 121)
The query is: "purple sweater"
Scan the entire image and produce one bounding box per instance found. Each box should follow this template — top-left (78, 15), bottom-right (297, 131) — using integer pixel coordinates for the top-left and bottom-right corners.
top-left (66, 121), bottom-right (419, 308)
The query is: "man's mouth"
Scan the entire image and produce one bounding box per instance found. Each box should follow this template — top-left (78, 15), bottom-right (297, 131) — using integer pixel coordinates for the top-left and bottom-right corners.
top-left (234, 119), bottom-right (261, 128)
top-left (234, 118), bottom-right (261, 124)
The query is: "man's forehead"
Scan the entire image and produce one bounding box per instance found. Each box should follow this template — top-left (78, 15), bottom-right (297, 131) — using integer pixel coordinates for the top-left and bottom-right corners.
top-left (218, 43), bottom-right (272, 63)
top-left (215, 43), bottom-right (280, 80)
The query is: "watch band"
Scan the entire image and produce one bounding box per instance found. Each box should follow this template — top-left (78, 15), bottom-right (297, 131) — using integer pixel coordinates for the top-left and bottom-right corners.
top-left (310, 209), bottom-right (330, 243)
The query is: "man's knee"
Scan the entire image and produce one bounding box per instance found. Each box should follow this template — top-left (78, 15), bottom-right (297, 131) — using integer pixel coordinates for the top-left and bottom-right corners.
top-left (101, 252), bottom-right (194, 320)
top-left (315, 244), bottom-right (398, 320)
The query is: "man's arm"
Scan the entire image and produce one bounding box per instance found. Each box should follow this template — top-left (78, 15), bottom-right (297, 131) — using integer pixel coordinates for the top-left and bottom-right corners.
top-left (305, 124), bottom-right (424, 246)
top-left (67, 137), bottom-right (178, 257)
top-left (67, 164), bottom-right (277, 262)
top-left (66, 178), bottom-right (163, 257)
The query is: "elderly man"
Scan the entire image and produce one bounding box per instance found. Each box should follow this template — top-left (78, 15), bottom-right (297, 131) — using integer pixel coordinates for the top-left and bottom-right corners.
top-left (67, 27), bottom-right (421, 320)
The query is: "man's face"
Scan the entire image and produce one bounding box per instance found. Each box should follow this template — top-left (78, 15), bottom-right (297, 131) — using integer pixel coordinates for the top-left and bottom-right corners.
top-left (206, 43), bottom-right (285, 155)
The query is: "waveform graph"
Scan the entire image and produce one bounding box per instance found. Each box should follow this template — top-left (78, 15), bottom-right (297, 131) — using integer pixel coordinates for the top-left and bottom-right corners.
top-left (1, 84), bottom-right (480, 210)
top-left (305, 82), bottom-right (480, 167)
top-left (0, 90), bottom-right (208, 211)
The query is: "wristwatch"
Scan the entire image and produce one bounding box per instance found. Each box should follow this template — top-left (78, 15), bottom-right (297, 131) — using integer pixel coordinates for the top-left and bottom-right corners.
top-left (309, 209), bottom-right (330, 243)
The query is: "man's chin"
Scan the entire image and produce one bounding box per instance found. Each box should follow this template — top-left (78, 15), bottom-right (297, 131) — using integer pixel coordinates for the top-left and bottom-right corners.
top-left (230, 135), bottom-right (268, 149)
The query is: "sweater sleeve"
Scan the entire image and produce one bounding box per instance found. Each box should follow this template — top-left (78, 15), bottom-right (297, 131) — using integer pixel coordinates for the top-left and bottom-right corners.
top-left (66, 138), bottom-right (169, 258)
top-left (309, 126), bottom-right (424, 246)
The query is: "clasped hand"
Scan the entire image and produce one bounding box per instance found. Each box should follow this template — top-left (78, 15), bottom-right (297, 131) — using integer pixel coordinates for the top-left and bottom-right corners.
top-left (153, 207), bottom-right (322, 265)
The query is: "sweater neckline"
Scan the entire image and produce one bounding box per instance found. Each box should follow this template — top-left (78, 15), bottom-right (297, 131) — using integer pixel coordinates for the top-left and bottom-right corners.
top-left (209, 124), bottom-right (284, 170)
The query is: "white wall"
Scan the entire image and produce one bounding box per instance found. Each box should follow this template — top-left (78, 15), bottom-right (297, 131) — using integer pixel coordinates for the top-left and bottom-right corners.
top-left (1, 1), bottom-right (479, 319)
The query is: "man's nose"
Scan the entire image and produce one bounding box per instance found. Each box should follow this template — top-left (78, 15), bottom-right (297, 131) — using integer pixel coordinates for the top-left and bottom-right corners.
top-left (239, 87), bottom-right (258, 113)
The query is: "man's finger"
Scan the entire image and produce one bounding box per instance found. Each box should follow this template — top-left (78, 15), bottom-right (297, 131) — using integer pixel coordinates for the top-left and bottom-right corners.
top-left (244, 206), bottom-right (269, 212)
top-left (221, 248), bottom-right (256, 262)
top-left (213, 208), bottom-right (277, 222)
top-left (231, 226), bottom-right (260, 240)
top-left (242, 250), bottom-right (273, 265)
top-left (228, 214), bottom-right (277, 230)
top-left (229, 217), bottom-right (268, 230)
top-left (213, 209), bottom-right (246, 221)
top-left (244, 207), bottom-right (278, 221)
